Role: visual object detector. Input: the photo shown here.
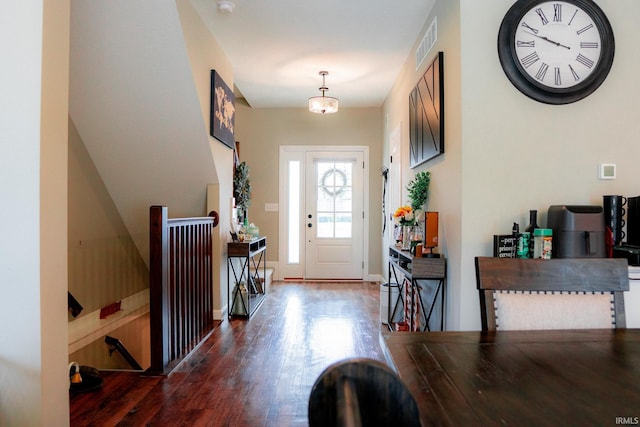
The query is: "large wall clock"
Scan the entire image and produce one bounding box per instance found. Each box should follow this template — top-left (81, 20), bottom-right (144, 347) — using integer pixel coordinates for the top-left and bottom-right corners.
top-left (498, 0), bottom-right (614, 104)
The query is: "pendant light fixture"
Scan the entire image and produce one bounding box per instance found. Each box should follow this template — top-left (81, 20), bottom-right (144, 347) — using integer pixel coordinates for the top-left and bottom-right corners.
top-left (308, 71), bottom-right (339, 114)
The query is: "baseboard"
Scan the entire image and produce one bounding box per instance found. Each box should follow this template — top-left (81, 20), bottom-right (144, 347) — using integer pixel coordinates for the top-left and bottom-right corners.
top-left (266, 261), bottom-right (278, 280)
top-left (368, 273), bottom-right (384, 283)
top-left (214, 304), bottom-right (228, 321)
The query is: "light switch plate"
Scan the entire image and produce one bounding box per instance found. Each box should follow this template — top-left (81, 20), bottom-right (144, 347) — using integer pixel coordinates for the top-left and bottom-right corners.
top-left (265, 203), bottom-right (279, 212)
top-left (599, 163), bottom-right (616, 180)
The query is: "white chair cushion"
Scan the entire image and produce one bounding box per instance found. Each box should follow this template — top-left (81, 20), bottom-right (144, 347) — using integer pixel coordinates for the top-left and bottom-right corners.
top-left (494, 291), bottom-right (615, 330)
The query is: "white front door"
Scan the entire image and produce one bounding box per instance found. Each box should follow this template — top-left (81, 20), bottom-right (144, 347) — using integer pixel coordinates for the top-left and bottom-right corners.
top-left (304, 151), bottom-right (364, 279)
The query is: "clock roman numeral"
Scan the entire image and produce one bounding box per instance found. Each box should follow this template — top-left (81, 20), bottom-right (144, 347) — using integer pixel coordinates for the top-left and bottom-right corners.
top-left (576, 23), bottom-right (594, 35)
top-left (569, 64), bottom-right (580, 81)
top-left (554, 4), bottom-right (562, 22)
top-left (580, 41), bottom-right (599, 48)
top-left (517, 40), bottom-right (535, 48)
top-left (521, 52), bottom-right (540, 68)
top-left (568, 9), bottom-right (579, 25)
top-left (536, 8), bottom-right (549, 25)
top-left (576, 54), bottom-right (595, 68)
top-left (554, 67), bottom-right (561, 86)
top-left (521, 22), bottom-right (539, 34)
top-left (535, 63), bottom-right (549, 81)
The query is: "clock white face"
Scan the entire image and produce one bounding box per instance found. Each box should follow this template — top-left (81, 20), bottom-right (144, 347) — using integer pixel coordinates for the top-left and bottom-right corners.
top-left (514, 1), bottom-right (602, 89)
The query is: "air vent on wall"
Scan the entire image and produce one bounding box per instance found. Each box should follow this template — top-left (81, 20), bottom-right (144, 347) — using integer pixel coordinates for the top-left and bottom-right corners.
top-left (416, 17), bottom-right (437, 70)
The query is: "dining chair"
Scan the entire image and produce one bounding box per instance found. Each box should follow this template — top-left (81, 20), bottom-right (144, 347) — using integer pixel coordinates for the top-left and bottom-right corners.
top-left (475, 257), bottom-right (629, 331)
top-left (308, 357), bottom-right (420, 427)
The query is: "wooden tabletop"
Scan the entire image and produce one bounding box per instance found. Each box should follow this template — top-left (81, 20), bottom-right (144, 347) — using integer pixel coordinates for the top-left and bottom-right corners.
top-left (380, 329), bottom-right (640, 426)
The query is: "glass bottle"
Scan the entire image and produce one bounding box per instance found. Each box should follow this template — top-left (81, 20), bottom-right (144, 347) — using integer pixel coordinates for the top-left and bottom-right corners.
top-left (525, 210), bottom-right (539, 257)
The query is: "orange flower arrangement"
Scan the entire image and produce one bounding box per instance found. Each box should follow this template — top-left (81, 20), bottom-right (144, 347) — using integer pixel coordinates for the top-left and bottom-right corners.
top-left (393, 205), bottom-right (415, 226)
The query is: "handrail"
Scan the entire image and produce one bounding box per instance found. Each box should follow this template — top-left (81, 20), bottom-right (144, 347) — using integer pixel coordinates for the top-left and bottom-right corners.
top-left (68, 292), bottom-right (83, 318)
top-left (148, 205), bottom-right (218, 375)
top-left (105, 335), bottom-right (143, 371)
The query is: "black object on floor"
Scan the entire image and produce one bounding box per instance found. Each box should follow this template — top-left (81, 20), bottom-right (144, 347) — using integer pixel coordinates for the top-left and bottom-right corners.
top-left (69, 365), bottom-right (104, 394)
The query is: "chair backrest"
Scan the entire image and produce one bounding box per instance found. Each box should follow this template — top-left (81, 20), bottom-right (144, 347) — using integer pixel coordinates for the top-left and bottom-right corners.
top-left (308, 357), bottom-right (420, 427)
top-left (475, 257), bottom-right (629, 331)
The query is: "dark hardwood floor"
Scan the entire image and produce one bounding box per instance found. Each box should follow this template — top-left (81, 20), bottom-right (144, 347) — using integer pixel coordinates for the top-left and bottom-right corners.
top-left (70, 281), bottom-right (386, 426)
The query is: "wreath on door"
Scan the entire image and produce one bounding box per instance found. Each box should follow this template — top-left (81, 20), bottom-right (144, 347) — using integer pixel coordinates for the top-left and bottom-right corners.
top-left (320, 168), bottom-right (347, 197)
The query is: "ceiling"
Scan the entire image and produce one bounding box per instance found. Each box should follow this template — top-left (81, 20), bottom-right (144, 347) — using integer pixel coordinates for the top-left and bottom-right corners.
top-left (190, 0), bottom-right (436, 109)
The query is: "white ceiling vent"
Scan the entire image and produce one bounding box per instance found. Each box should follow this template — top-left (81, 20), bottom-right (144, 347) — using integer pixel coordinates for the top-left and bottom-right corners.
top-left (416, 17), bottom-right (437, 70)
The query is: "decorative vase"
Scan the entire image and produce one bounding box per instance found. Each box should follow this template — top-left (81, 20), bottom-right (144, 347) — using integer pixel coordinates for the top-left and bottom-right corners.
top-left (393, 225), bottom-right (403, 246)
top-left (411, 224), bottom-right (424, 254)
top-left (401, 225), bottom-right (413, 251)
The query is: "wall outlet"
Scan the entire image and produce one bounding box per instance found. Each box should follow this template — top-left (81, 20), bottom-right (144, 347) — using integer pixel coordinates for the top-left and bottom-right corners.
top-left (265, 203), bottom-right (279, 212)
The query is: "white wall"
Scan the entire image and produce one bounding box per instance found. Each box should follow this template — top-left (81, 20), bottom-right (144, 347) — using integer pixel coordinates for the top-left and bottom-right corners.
top-left (382, 1), bottom-right (463, 329)
top-left (384, 0), bottom-right (640, 331)
top-left (41, 0), bottom-right (72, 424)
top-left (0, 1), bottom-right (70, 426)
top-left (69, 0), bottom-right (218, 266)
top-left (176, 0), bottom-right (235, 317)
top-left (0, 2), bottom-right (44, 424)
top-left (458, 0), bottom-right (640, 330)
top-left (68, 0), bottom-right (233, 320)
top-left (234, 105), bottom-right (384, 277)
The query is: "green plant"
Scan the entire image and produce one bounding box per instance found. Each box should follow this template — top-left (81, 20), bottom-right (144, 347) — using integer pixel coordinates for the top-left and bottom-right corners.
top-left (406, 170), bottom-right (430, 211)
top-left (233, 161), bottom-right (252, 211)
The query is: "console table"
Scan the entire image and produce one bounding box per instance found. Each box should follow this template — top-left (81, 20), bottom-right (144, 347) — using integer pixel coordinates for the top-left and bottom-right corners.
top-left (227, 236), bottom-right (266, 319)
top-left (387, 246), bottom-right (446, 331)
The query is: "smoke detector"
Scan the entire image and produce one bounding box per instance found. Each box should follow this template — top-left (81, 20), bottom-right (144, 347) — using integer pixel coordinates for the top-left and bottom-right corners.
top-left (217, 0), bottom-right (235, 13)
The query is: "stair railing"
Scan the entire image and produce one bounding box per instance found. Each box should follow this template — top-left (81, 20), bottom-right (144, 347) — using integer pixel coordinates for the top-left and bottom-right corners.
top-left (148, 205), bottom-right (218, 375)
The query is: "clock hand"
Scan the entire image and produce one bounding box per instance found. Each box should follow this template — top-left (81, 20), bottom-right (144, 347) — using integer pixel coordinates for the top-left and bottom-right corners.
top-left (523, 31), bottom-right (571, 49)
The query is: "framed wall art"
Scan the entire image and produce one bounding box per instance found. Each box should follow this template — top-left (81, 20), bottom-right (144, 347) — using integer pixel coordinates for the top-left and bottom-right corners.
top-left (409, 51), bottom-right (444, 168)
top-left (210, 70), bottom-right (235, 149)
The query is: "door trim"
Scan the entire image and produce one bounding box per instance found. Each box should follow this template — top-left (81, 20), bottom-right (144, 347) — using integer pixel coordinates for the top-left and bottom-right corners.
top-left (279, 145), bottom-right (369, 280)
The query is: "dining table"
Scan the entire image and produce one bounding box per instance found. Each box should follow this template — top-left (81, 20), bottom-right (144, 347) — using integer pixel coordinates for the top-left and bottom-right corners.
top-left (380, 329), bottom-right (640, 426)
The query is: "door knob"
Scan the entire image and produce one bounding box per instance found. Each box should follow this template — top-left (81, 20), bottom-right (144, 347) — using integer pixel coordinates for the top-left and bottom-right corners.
top-left (308, 214), bottom-right (313, 218)
top-left (308, 223), bottom-right (312, 228)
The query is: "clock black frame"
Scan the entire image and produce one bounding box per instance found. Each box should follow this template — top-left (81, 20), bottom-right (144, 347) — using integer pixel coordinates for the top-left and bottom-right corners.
top-left (498, 0), bottom-right (615, 105)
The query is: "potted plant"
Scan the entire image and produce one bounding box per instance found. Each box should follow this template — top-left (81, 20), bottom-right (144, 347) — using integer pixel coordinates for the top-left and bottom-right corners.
top-left (407, 170), bottom-right (430, 211)
top-left (233, 161), bottom-right (252, 223)
top-left (404, 171), bottom-right (431, 253)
